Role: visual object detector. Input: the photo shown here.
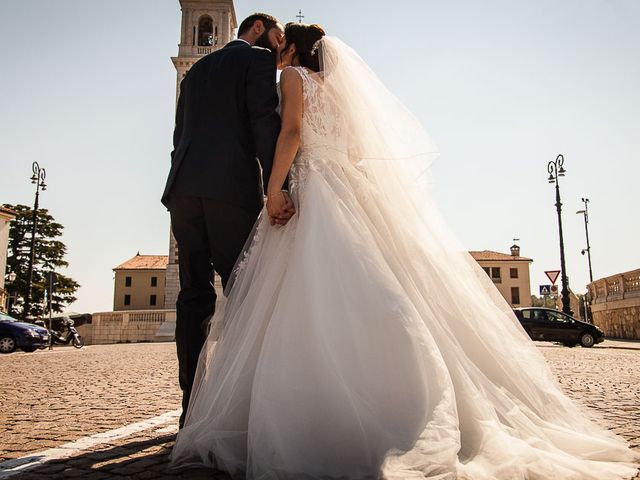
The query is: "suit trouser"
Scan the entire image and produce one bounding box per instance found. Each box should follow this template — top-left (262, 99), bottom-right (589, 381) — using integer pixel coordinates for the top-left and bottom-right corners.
top-left (168, 194), bottom-right (261, 427)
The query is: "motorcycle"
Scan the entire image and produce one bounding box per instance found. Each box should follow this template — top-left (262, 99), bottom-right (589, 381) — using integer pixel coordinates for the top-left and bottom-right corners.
top-left (49, 317), bottom-right (84, 348)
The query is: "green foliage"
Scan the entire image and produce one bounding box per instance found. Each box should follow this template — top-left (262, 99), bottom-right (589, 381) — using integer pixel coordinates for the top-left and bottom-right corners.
top-left (3, 204), bottom-right (79, 317)
top-left (531, 294), bottom-right (556, 308)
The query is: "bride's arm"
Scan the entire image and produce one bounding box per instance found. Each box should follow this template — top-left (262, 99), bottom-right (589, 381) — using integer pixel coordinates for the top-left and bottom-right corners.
top-left (266, 68), bottom-right (303, 216)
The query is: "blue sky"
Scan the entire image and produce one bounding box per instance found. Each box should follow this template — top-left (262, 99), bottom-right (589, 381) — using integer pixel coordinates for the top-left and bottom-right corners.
top-left (1, 0), bottom-right (638, 313)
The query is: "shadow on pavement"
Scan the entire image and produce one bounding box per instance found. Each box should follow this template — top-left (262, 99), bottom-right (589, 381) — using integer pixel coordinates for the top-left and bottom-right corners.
top-left (8, 433), bottom-right (230, 479)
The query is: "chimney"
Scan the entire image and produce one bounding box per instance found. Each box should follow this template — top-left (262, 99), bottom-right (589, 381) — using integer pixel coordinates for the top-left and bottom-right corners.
top-left (510, 244), bottom-right (520, 257)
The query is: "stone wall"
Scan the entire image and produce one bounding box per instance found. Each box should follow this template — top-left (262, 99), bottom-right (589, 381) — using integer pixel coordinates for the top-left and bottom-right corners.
top-left (79, 310), bottom-right (176, 345)
top-left (588, 268), bottom-right (640, 340)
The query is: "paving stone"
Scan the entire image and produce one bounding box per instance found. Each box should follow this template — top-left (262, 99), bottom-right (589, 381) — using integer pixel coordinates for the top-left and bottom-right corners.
top-left (1, 342), bottom-right (638, 479)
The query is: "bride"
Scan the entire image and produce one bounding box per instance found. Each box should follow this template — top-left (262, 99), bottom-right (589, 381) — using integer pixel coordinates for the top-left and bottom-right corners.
top-left (169, 23), bottom-right (638, 479)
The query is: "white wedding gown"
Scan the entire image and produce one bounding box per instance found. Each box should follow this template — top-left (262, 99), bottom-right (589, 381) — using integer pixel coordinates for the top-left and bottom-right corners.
top-left (169, 38), bottom-right (638, 479)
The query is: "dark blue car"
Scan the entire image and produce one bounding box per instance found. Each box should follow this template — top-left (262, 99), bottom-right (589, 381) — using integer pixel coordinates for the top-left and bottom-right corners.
top-left (0, 312), bottom-right (50, 353)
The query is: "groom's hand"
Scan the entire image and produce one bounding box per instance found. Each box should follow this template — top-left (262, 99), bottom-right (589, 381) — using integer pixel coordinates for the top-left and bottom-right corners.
top-left (267, 191), bottom-right (296, 226)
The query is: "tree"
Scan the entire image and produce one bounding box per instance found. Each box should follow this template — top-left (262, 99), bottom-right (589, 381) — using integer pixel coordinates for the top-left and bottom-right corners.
top-left (3, 204), bottom-right (79, 318)
top-left (531, 294), bottom-right (556, 308)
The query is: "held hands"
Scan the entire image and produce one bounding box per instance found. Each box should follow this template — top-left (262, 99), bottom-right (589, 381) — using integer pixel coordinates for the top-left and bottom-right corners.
top-left (267, 191), bottom-right (296, 226)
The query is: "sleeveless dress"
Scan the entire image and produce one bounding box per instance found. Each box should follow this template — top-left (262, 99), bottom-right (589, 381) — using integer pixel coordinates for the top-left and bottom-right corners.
top-left (168, 66), bottom-right (638, 480)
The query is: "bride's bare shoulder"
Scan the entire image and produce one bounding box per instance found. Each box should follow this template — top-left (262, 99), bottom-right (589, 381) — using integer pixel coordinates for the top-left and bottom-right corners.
top-left (280, 67), bottom-right (304, 95)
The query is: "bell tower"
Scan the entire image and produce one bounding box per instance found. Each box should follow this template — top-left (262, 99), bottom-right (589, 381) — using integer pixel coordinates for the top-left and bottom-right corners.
top-left (170, 0), bottom-right (237, 95)
top-left (164, 0), bottom-right (237, 309)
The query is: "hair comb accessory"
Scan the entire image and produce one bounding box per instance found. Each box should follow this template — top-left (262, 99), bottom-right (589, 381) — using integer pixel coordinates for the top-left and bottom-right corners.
top-left (310, 38), bottom-right (322, 56)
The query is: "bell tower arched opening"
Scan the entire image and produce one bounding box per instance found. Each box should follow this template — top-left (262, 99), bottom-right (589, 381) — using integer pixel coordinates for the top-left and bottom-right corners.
top-left (198, 15), bottom-right (214, 46)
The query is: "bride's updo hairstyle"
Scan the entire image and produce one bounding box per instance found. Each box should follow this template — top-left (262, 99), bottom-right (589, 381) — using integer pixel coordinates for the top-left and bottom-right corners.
top-left (283, 22), bottom-right (326, 72)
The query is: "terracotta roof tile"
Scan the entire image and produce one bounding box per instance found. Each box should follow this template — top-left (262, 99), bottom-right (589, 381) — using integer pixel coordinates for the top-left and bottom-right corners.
top-left (469, 250), bottom-right (533, 262)
top-left (114, 255), bottom-right (168, 270)
top-left (0, 206), bottom-right (17, 218)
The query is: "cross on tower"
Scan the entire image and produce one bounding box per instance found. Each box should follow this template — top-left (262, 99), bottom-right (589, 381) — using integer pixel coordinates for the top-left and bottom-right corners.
top-left (296, 9), bottom-right (305, 23)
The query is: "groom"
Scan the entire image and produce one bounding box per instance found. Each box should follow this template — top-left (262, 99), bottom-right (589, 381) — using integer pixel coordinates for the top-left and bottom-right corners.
top-left (161, 13), bottom-right (294, 429)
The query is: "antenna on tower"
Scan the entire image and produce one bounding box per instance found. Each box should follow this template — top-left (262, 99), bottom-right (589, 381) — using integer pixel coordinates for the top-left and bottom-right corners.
top-left (296, 9), bottom-right (305, 23)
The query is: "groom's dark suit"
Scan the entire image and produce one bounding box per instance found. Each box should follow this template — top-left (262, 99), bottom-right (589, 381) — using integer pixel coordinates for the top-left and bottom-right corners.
top-left (161, 40), bottom-right (280, 428)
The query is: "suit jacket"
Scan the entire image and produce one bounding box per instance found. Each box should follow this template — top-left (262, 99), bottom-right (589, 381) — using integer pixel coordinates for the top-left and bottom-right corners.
top-left (161, 40), bottom-right (281, 209)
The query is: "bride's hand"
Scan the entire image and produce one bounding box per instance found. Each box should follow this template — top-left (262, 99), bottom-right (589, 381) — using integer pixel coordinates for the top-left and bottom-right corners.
top-left (267, 191), bottom-right (296, 226)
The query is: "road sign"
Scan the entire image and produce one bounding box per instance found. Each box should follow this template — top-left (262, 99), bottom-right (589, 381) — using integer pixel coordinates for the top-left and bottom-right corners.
top-left (545, 270), bottom-right (561, 285)
top-left (550, 285), bottom-right (558, 294)
top-left (539, 285), bottom-right (551, 296)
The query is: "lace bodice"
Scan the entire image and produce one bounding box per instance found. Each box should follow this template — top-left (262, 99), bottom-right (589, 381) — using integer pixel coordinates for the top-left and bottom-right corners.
top-left (281, 66), bottom-right (349, 196)
top-left (289, 67), bottom-right (344, 153)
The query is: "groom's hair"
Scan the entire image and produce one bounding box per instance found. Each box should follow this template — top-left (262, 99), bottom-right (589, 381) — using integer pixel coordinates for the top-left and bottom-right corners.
top-left (238, 13), bottom-right (279, 36)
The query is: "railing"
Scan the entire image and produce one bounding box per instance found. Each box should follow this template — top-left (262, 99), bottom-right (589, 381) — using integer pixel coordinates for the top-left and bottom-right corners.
top-left (129, 311), bottom-right (166, 323)
top-left (177, 45), bottom-right (219, 57)
top-left (93, 309), bottom-right (175, 327)
top-left (625, 273), bottom-right (640, 294)
top-left (99, 313), bottom-right (123, 325)
top-left (588, 268), bottom-right (640, 304)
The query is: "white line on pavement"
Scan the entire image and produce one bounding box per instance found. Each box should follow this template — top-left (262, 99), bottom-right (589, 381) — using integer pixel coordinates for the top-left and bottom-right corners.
top-left (0, 409), bottom-right (181, 479)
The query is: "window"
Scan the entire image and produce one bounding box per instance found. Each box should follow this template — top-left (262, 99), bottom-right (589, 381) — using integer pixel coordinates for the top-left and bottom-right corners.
top-left (150, 295), bottom-right (157, 306)
top-left (524, 309), bottom-right (546, 321)
top-left (547, 310), bottom-right (571, 323)
top-left (124, 294), bottom-right (131, 306)
top-left (491, 267), bottom-right (501, 283)
top-left (151, 276), bottom-right (158, 287)
top-left (533, 309), bottom-right (547, 321)
top-left (510, 268), bottom-right (518, 279)
top-left (482, 267), bottom-right (490, 277)
top-left (125, 276), bottom-right (132, 287)
top-left (511, 287), bottom-right (520, 305)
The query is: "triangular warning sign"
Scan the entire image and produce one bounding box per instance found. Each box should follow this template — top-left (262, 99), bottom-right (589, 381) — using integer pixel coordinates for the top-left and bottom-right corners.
top-left (545, 270), bottom-right (561, 285)
top-left (540, 286), bottom-right (550, 295)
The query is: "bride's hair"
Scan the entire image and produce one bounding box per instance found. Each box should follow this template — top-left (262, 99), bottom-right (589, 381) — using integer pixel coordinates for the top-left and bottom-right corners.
top-left (283, 23), bottom-right (326, 72)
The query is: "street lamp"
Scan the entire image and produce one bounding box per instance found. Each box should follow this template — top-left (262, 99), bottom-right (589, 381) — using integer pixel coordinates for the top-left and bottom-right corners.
top-left (24, 161), bottom-right (47, 319)
top-left (5, 272), bottom-right (17, 314)
top-left (547, 154), bottom-right (572, 315)
top-left (577, 198), bottom-right (593, 324)
top-left (576, 198), bottom-right (593, 283)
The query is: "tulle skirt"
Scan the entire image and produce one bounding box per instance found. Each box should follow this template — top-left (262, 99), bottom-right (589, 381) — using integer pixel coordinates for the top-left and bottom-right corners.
top-left (169, 160), bottom-right (638, 479)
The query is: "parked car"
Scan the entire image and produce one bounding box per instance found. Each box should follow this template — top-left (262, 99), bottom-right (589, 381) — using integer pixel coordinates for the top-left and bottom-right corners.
top-left (0, 312), bottom-right (50, 353)
top-left (513, 307), bottom-right (604, 348)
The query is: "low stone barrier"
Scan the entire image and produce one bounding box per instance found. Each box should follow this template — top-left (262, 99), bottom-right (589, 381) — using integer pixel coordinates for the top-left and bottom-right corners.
top-left (79, 310), bottom-right (176, 345)
top-left (588, 269), bottom-right (640, 340)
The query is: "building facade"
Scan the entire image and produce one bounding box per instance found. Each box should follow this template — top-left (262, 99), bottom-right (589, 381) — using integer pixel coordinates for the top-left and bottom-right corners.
top-left (113, 254), bottom-right (168, 311)
top-left (0, 206), bottom-right (17, 312)
top-left (165, 0), bottom-right (238, 309)
top-left (469, 244), bottom-right (533, 307)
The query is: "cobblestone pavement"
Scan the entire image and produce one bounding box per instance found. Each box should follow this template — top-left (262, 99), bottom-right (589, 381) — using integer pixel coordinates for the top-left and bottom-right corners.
top-left (0, 342), bottom-right (638, 479)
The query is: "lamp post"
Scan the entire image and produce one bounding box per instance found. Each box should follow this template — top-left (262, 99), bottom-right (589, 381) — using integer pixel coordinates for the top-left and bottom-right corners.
top-left (24, 162), bottom-right (47, 319)
top-left (576, 198), bottom-right (593, 283)
top-left (4, 272), bottom-right (17, 313)
top-left (577, 198), bottom-right (593, 323)
top-left (547, 154), bottom-right (572, 315)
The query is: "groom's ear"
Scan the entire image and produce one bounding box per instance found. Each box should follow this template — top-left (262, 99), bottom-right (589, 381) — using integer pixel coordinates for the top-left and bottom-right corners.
top-left (252, 20), bottom-right (266, 36)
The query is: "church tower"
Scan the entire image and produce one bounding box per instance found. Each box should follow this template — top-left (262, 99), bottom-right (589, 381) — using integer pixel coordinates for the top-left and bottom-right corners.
top-left (164, 0), bottom-right (238, 309)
